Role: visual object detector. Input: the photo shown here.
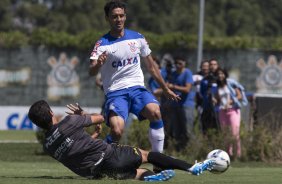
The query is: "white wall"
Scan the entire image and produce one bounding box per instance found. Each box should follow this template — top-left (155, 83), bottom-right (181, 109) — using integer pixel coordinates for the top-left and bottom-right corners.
top-left (0, 106), bottom-right (101, 130)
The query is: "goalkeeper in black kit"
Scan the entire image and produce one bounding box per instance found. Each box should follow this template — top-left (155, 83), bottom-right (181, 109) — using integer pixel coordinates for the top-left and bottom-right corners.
top-left (28, 100), bottom-right (214, 181)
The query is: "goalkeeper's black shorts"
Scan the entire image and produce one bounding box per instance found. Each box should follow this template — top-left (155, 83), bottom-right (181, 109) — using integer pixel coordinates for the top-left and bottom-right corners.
top-left (93, 143), bottom-right (142, 179)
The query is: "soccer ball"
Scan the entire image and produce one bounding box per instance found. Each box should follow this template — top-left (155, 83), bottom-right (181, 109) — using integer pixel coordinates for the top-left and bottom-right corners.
top-left (206, 149), bottom-right (230, 174)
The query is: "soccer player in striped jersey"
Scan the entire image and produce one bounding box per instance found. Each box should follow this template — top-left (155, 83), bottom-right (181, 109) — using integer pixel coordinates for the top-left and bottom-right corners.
top-left (89, 0), bottom-right (180, 158)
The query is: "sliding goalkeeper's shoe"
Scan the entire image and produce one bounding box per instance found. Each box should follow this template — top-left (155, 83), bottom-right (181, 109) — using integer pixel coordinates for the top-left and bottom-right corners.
top-left (189, 159), bottom-right (215, 176)
top-left (153, 165), bottom-right (163, 173)
top-left (144, 170), bottom-right (175, 182)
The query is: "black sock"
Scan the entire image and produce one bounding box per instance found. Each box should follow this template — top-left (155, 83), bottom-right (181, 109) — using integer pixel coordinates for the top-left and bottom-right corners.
top-left (147, 152), bottom-right (193, 171)
top-left (139, 169), bottom-right (155, 181)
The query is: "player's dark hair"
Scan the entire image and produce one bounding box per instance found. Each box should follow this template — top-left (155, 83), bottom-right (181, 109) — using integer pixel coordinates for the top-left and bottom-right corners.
top-left (174, 56), bottom-right (186, 63)
top-left (174, 56), bottom-right (187, 68)
top-left (104, 0), bottom-right (127, 17)
top-left (200, 60), bottom-right (209, 69)
top-left (197, 60), bottom-right (209, 75)
top-left (216, 67), bottom-right (229, 87)
top-left (28, 100), bottom-right (53, 130)
top-left (208, 58), bottom-right (218, 64)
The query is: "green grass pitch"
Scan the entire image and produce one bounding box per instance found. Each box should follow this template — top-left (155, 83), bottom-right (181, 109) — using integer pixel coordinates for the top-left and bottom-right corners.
top-left (0, 131), bottom-right (282, 184)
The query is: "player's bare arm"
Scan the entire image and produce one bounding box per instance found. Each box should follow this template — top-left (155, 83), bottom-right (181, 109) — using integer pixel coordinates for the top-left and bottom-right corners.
top-left (89, 51), bottom-right (108, 76)
top-left (66, 103), bottom-right (104, 124)
top-left (167, 82), bottom-right (192, 94)
top-left (144, 55), bottom-right (181, 101)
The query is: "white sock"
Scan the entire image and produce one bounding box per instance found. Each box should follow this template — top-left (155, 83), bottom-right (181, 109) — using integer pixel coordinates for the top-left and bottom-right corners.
top-left (149, 127), bottom-right (165, 153)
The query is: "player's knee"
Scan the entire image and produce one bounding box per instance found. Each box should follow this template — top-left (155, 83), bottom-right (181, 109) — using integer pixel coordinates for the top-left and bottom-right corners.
top-left (109, 118), bottom-right (125, 139)
top-left (112, 127), bottom-right (124, 138)
top-left (142, 103), bottom-right (162, 120)
top-left (148, 107), bottom-right (162, 120)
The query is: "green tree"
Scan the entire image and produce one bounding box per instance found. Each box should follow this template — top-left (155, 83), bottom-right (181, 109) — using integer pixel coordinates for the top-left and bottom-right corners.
top-left (258, 0), bottom-right (282, 36)
top-left (1, 0), bottom-right (282, 38)
top-left (46, 13), bottom-right (69, 32)
top-left (0, 0), bottom-right (13, 31)
top-left (127, 0), bottom-right (198, 34)
top-left (169, 0), bottom-right (199, 34)
top-left (15, 2), bottom-right (49, 32)
top-left (49, 0), bottom-right (108, 33)
top-left (69, 13), bottom-right (91, 34)
top-left (205, 0), bottom-right (228, 36)
top-left (224, 0), bottom-right (264, 36)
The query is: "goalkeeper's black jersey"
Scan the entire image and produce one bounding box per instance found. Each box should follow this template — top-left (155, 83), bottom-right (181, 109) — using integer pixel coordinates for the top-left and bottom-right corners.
top-left (43, 115), bottom-right (112, 178)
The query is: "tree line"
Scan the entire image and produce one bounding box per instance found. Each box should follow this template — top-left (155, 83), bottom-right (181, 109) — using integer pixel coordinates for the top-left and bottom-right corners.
top-left (1, 0), bottom-right (282, 37)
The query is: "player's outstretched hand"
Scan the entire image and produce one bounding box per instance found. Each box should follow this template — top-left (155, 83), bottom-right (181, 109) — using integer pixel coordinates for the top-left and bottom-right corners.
top-left (91, 123), bottom-right (102, 139)
top-left (163, 88), bottom-right (181, 101)
top-left (97, 51), bottom-right (108, 66)
top-left (66, 103), bottom-right (85, 115)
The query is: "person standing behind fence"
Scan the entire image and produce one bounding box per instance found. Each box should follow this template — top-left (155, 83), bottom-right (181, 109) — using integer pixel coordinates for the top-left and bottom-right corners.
top-left (148, 56), bottom-right (162, 100)
top-left (214, 68), bottom-right (244, 159)
top-left (148, 58), bottom-right (176, 147)
top-left (200, 58), bottom-right (220, 134)
top-left (166, 57), bottom-right (195, 149)
top-left (193, 60), bottom-right (210, 132)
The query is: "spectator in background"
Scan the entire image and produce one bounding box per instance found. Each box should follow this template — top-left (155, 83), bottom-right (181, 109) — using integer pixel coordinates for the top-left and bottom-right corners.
top-left (148, 57), bottom-right (175, 99)
top-left (166, 57), bottom-right (195, 149)
top-left (214, 68), bottom-right (244, 159)
top-left (161, 59), bottom-right (175, 84)
top-left (194, 60), bottom-right (210, 93)
top-left (209, 58), bottom-right (219, 76)
top-left (200, 58), bottom-right (220, 134)
top-left (160, 59), bottom-right (175, 146)
top-left (148, 56), bottom-right (162, 100)
top-left (193, 60), bottom-right (210, 132)
top-left (148, 57), bottom-right (175, 147)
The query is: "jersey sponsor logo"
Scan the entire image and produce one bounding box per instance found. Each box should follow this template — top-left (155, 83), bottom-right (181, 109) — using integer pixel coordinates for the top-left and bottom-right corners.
top-left (128, 42), bottom-right (137, 52)
top-left (95, 40), bottom-right (102, 47)
top-left (112, 57), bottom-right (138, 68)
top-left (45, 128), bottom-right (61, 148)
top-left (54, 137), bottom-right (74, 160)
top-left (94, 40), bottom-right (102, 50)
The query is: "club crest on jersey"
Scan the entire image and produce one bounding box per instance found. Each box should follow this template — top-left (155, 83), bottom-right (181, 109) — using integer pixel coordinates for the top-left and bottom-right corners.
top-left (95, 40), bottom-right (102, 48)
top-left (128, 42), bottom-right (137, 52)
top-left (91, 40), bottom-right (102, 57)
